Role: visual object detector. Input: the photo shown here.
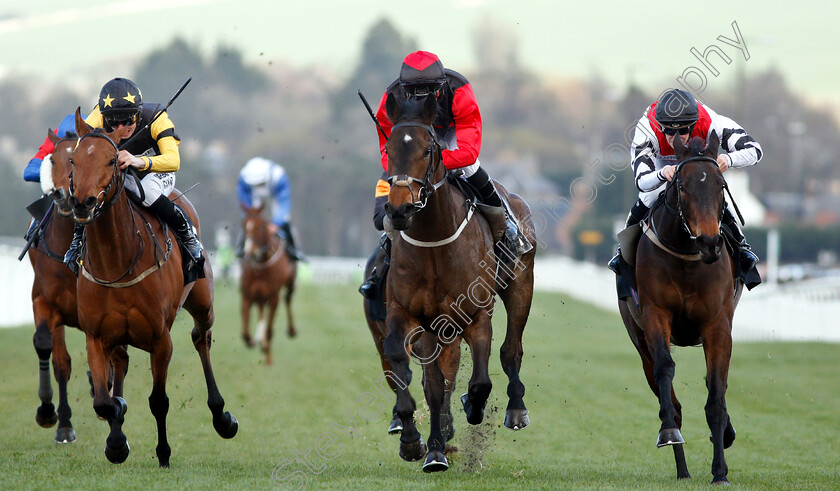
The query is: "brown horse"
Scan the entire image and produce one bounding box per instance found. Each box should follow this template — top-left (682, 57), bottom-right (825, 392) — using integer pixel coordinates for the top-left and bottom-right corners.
top-left (618, 133), bottom-right (742, 484)
top-left (67, 109), bottom-right (237, 466)
top-left (239, 203), bottom-right (297, 365)
top-left (361, 247), bottom-right (459, 440)
top-left (28, 129), bottom-right (128, 444)
top-left (380, 92), bottom-right (536, 472)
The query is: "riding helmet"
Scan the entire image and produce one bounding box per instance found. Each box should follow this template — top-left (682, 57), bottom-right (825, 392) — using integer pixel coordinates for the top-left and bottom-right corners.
top-left (399, 51), bottom-right (446, 95)
top-left (655, 89), bottom-right (698, 128)
top-left (98, 77), bottom-right (143, 118)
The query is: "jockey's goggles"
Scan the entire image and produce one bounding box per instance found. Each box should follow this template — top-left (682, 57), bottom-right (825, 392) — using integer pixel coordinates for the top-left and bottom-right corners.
top-left (661, 122), bottom-right (694, 136)
top-left (402, 82), bottom-right (444, 98)
top-left (104, 113), bottom-right (138, 129)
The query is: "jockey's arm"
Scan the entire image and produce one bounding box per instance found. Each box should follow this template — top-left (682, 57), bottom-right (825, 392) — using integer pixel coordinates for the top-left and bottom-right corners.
top-left (631, 120), bottom-right (668, 192)
top-left (441, 83), bottom-right (482, 170)
top-left (708, 107), bottom-right (763, 169)
top-left (372, 170), bottom-right (390, 231)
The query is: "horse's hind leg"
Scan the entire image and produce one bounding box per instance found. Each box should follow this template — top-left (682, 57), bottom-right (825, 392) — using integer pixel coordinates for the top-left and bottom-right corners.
top-left (32, 319), bottom-right (58, 429)
top-left (240, 296), bottom-right (255, 348)
top-left (148, 335), bottom-right (173, 467)
top-left (498, 272), bottom-right (533, 430)
top-left (438, 338), bottom-right (461, 443)
top-left (184, 279), bottom-right (238, 440)
top-left (264, 295), bottom-right (279, 365)
top-left (460, 318), bottom-right (493, 425)
top-left (703, 326), bottom-right (733, 484)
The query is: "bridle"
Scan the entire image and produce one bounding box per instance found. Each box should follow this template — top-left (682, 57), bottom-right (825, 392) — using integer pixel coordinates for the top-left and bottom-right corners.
top-left (386, 121), bottom-right (446, 211)
top-left (69, 131), bottom-right (125, 221)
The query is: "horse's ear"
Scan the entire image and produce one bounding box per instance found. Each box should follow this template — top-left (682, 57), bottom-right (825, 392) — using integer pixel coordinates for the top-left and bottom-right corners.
top-left (385, 92), bottom-right (400, 124)
top-left (75, 107), bottom-right (91, 136)
top-left (421, 94), bottom-right (437, 124)
top-left (672, 132), bottom-right (687, 156)
top-left (705, 131), bottom-right (720, 158)
top-left (47, 128), bottom-right (59, 145)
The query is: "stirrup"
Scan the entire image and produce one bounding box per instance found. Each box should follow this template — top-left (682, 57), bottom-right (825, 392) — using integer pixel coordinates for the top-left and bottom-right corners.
top-left (359, 270), bottom-right (378, 299)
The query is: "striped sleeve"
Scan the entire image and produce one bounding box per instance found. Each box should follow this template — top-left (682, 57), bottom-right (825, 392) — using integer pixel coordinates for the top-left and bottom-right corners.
top-left (631, 116), bottom-right (666, 192)
top-left (707, 105), bottom-right (762, 168)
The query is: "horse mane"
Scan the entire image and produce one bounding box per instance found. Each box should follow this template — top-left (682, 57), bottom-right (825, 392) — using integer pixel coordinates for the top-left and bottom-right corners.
top-left (686, 136), bottom-right (707, 155)
top-left (391, 92), bottom-right (439, 125)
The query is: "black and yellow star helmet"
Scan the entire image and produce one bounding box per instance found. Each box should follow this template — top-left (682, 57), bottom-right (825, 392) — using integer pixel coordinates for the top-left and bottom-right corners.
top-left (98, 77), bottom-right (142, 118)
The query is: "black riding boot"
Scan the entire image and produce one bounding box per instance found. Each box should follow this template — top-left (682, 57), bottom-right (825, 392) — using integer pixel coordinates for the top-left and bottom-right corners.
top-left (63, 223), bottom-right (84, 275)
top-left (148, 195), bottom-right (203, 261)
top-left (722, 207), bottom-right (758, 272)
top-left (466, 168), bottom-right (532, 256)
top-left (24, 218), bottom-right (39, 241)
top-left (234, 227), bottom-right (245, 258)
top-left (359, 235), bottom-right (391, 300)
top-left (608, 199), bottom-right (649, 273)
top-left (280, 222), bottom-right (304, 262)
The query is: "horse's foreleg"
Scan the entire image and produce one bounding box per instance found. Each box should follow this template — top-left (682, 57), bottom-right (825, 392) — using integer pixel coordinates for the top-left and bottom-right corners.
top-left (86, 336), bottom-right (129, 464)
top-left (110, 345), bottom-right (129, 400)
top-left (264, 296), bottom-right (279, 365)
top-left (50, 324), bottom-right (76, 443)
top-left (703, 324), bottom-right (733, 484)
top-left (383, 312), bottom-right (425, 462)
top-left (190, 321), bottom-right (239, 440)
top-left (420, 357), bottom-right (448, 472)
top-left (460, 318), bottom-right (493, 425)
top-left (148, 335), bottom-right (172, 467)
top-left (32, 318), bottom-right (57, 428)
top-left (644, 312), bottom-right (683, 448)
top-left (240, 296), bottom-right (254, 348)
top-left (284, 277), bottom-right (297, 338)
top-left (499, 284), bottom-right (533, 430)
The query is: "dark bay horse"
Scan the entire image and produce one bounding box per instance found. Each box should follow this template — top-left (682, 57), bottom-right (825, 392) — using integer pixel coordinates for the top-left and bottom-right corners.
top-left (28, 129), bottom-right (128, 444)
top-left (380, 92), bottom-right (536, 472)
top-left (362, 249), bottom-right (459, 440)
top-left (239, 203), bottom-right (297, 365)
top-left (618, 133), bottom-right (741, 484)
top-left (67, 109), bottom-right (237, 466)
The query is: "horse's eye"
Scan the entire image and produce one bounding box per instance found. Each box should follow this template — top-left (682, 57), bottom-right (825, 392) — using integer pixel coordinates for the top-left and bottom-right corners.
top-left (109, 158), bottom-right (117, 167)
top-left (424, 147), bottom-right (431, 157)
top-left (678, 183), bottom-right (685, 192)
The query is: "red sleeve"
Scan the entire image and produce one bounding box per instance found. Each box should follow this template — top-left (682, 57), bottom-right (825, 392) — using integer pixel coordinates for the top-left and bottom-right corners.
top-left (441, 83), bottom-right (482, 170)
top-left (375, 91), bottom-right (393, 172)
top-left (33, 134), bottom-right (56, 160)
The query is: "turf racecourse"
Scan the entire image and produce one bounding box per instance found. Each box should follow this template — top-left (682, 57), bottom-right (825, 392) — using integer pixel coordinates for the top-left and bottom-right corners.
top-left (0, 280), bottom-right (838, 490)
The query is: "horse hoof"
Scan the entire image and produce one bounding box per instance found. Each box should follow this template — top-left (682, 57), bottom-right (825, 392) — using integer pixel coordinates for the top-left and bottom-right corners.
top-left (35, 404), bottom-right (58, 428)
top-left (242, 335), bottom-right (255, 348)
top-left (104, 441), bottom-right (130, 464)
top-left (460, 393), bottom-right (485, 425)
top-left (657, 428), bottom-right (685, 447)
top-left (399, 437), bottom-right (426, 462)
top-left (215, 412), bottom-right (239, 439)
top-left (422, 450), bottom-right (449, 472)
top-left (55, 426), bottom-right (76, 444)
top-left (387, 416), bottom-right (403, 435)
top-left (504, 409), bottom-right (530, 430)
top-left (288, 328), bottom-right (297, 338)
top-left (711, 476), bottom-right (730, 485)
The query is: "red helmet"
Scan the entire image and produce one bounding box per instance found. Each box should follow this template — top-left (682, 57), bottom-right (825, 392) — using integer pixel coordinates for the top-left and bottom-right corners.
top-left (399, 51), bottom-right (446, 96)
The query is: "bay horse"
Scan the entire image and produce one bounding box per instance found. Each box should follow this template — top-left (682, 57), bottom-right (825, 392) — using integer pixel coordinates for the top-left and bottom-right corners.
top-left (361, 247), bottom-right (459, 440)
top-left (239, 203), bottom-right (297, 365)
top-left (67, 108), bottom-right (237, 466)
top-left (618, 132), bottom-right (742, 484)
top-left (380, 92), bottom-right (536, 472)
top-left (28, 129), bottom-right (129, 444)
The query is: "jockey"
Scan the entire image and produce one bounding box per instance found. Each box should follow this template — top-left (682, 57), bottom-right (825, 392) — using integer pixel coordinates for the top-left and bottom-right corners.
top-left (608, 88), bottom-right (762, 275)
top-left (63, 77), bottom-right (203, 274)
top-left (359, 50), bottom-right (531, 299)
top-left (22, 112), bottom-right (87, 239)
top-left (236, 156), bottom-right (303, 261)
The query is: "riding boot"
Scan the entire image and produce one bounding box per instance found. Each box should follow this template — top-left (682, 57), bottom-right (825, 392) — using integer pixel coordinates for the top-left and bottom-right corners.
top-left (63, 223), bottom-right (84, 275)
top-left (608, 199), bottom-right (649, 273)
top-left (234, 228), bottom-right (245, 258)
top-left (466, 168), bottom-right (531, 256)
top-left (24, 218), bottom-right (39, 241)
top-left (279, 222), bottom-right (304, 262)
top-left (359, 235), bottom-right (391, 299)
top-left (722, 207), bottom-right (758, 272)
top-left (148, 195), bottom-right (203, 261)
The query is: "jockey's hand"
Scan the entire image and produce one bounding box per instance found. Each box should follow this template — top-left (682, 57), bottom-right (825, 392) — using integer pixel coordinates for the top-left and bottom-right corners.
top-left (717, 154), bottom-right (731, 172)
top-left (117, 150), bottom-right (145, 170)
top-left (267, 223), bottom-right (279, 235)
top-left (661, 165), bottom-right (677, 182)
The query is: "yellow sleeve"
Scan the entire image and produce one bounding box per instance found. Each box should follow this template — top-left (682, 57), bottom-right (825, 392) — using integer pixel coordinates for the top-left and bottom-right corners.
top-left (145, 112), bottom-right (180, 173)
top-left (85, 106), bottom-right (103, 128)
top-left (375, 178), bottom-right (390, 197)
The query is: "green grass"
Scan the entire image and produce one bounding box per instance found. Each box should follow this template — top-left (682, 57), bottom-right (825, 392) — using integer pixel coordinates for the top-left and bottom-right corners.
top-left (0, 280), bottom-right (838, 490)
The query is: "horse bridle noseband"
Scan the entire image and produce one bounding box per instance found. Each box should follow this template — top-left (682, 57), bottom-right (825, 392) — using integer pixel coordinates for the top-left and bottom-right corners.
top-left (386, 121), bottom-right (447, 210)
top-left (69, 131), bottom-right (125, 221)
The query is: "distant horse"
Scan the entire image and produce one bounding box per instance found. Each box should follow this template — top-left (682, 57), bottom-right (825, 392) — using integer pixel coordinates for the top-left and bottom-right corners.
top-left (361, 248), bottom-right (459, 440)
top-left (618, 133), bottom-right (741, 484)
top-left (28, 129), bottom-right (129, 444)
top-left (380, 92), bottom-right (536, 472)
top-left (67, 109), bottom-right (237, 466)
top-left (239, 203), bottom-right (297, 365)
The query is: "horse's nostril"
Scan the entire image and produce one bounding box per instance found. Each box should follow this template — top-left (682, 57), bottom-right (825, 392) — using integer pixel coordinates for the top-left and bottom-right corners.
top-left (84, 196), bottom-right (97, 208)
